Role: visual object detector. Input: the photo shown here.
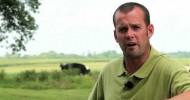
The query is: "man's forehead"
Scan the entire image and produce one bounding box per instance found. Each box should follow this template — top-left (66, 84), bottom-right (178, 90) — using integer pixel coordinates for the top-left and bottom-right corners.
top-left (115, 7), bottom-right (144, 18)
top-left (114, 8), bottom-right (145, 26)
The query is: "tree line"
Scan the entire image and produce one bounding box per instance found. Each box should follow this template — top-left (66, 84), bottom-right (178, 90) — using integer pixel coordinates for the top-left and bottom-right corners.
top-left (1, 50), bottom-right (190, 59)
top-left (1, 50), bottom-right (122, 59)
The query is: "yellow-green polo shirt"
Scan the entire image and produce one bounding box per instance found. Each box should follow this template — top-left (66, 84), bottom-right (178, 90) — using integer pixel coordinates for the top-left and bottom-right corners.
top-left (88, 48), bottom-right (190, 100)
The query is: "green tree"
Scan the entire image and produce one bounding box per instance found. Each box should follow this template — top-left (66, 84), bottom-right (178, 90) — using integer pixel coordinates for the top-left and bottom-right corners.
top-left (0, 0), bottom-right (41, 53)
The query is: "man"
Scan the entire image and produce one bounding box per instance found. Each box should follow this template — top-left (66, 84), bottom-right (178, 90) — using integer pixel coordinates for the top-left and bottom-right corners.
top-left (88, 2), bottom-right (190, 100)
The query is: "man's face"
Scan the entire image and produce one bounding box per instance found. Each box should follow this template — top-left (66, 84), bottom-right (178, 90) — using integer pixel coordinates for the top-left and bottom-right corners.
top-left (114, 7), bottom-right (154, 59)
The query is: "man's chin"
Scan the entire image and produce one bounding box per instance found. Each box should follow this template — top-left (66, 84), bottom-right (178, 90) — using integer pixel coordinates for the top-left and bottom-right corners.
top-left (124, 50), bottom-right (142, 59)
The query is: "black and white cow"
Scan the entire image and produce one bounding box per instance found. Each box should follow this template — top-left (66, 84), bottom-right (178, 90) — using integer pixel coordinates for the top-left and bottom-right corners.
top-left (60, 63), bottom-right (90, 75)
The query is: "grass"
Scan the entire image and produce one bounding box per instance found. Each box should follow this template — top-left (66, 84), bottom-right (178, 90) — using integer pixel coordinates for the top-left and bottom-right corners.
top-left (0, 87), bottom-right (91, 100)
top-left (0, 58), bottom-right (104, 99)
top-left (0, 58), bottom-right (107, 74)
top-left (178, 58), bottom-right (190, 66)
top-left (0, 64), bottom-right (60, 73)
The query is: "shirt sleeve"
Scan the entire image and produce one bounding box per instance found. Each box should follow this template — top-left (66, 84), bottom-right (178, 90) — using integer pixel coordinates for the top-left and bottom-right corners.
top-left (171, 64), bottom-right (190, 96)
top-left (88, 73), bottom-right (104, 100)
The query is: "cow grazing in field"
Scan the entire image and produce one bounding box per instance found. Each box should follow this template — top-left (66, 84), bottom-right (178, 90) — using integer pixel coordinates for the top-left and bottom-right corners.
top-left (60, 63), bottom-right (90, 75)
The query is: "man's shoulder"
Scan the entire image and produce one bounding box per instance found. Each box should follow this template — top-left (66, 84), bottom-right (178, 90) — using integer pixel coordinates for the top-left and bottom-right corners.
top-left (155, 54), bottom-right (187, 72)
top-left (101, 57), bottom-right (123, 73)
top-left (106, 57), bottom-right (123, 67)
top-left (158, 54), bottom-right (182, 65)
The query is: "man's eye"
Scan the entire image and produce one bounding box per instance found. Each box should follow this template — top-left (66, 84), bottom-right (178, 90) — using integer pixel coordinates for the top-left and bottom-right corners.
top-left (132, 25), bottom-right (140, 30)
top-left (119, 28), bottom-right (128, 33)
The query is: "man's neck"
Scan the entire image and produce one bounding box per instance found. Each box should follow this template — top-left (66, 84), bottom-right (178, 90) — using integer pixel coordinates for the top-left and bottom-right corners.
top-left (124, 47), bottom-right (151, 75)
top-left (124, 59), bottom-right (144, 75)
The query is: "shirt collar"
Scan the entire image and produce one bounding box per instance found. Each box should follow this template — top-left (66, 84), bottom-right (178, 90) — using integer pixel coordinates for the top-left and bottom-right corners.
top-left (117, 57), bottom-right (126, 77)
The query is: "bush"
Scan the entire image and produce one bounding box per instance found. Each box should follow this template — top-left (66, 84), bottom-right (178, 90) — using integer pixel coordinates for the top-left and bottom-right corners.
top-left (50, 70), bottom-right (62, 81)
top-left (62, 69), bottom-right (80, 76)
top-left (0, 69), bottom-right (100, 90)
top-left (38, 71), bottom-right (49, 82)
top-left (0, 69), bottom-right (5, 80)
top-left (15, 70), bottom-right (38, 82)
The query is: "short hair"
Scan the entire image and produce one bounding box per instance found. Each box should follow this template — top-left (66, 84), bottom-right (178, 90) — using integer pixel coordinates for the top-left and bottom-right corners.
top-left (113, 2), bottom-right (150, 27)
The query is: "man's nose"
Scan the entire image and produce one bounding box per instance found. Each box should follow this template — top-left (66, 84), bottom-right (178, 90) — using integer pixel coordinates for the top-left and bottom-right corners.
top-left (126, 29), bottom-right (134, 39)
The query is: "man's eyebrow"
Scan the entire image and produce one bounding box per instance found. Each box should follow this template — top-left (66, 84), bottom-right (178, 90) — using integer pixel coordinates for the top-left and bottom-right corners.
top-left (130, 23), bottom-right (141, 26)
top-left (117, 26), bottom-right (128, 30)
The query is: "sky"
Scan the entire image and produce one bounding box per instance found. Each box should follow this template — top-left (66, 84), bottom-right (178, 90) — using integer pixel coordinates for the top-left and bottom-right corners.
top-left (1, 0), bottom-right (190, 56)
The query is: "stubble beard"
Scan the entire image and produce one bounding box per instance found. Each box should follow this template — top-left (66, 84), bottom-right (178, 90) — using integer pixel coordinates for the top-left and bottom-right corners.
top-left (123, 46), bottom-right (143, 59)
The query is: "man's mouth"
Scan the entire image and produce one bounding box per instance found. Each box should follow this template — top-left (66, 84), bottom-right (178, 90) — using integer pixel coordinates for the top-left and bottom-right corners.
top-left (127, 42), bottom-right (137, 47)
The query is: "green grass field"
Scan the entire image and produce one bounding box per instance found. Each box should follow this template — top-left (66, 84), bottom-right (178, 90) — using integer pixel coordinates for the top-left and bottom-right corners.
top-left (0, 58), bottom-right (107, 99)
top-left (0, 58), bottom-right (108, 73)
top-left (0, 88), bottom-right (91, 100)
top-left (0, 58), bottom-right (190, 99)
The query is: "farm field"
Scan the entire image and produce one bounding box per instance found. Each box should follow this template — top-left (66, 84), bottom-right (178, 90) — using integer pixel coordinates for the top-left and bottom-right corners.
top-left (0, 87), bottom-right (91, 100)
top-left (0, 58), bottom-right (108, 73)
top-left (0, 58), bottom-right (190, 99)
top-left (0, 58), bottom-right (108, 99)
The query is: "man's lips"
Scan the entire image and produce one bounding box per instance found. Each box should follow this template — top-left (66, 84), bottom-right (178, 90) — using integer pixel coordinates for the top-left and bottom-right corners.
top-left (126, 42), bottom-right (137, 47)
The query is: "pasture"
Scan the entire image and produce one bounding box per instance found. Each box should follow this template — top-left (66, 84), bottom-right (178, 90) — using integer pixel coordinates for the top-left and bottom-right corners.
top-left (0, 58), bottom-right (190, 99)
top-left (0, 58), bottom-right (108, 99)
top-left (0, 58), bottom-right (107, 73)
top-left (0, 88), bottom-right (90, 100)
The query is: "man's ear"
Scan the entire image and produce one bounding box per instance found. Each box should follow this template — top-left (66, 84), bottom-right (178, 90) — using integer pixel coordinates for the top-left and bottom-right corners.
top-left (114, 30), bottom-right (118, 43)
top-left (147, 24), bottom-right (154, 38)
